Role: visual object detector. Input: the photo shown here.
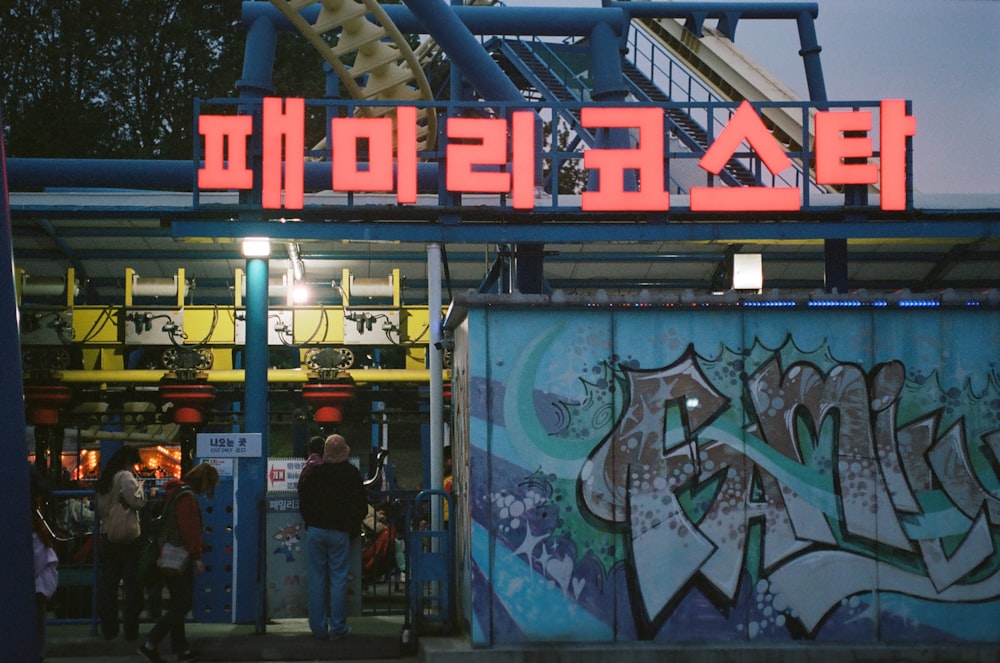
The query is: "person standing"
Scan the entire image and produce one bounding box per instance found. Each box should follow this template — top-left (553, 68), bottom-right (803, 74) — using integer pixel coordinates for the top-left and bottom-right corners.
top-left (299, 435), bottom-right (325, 483)
top-left (30, 465), bottom-right (58, 662)
top-left (298, 434), bottom-right (368, 640)
top-left (138, 462), bottom-right (219, 663)
top-left (32, 509), bottom-right (58, 662)
top-left (94, 446), bottom-right (146, 641)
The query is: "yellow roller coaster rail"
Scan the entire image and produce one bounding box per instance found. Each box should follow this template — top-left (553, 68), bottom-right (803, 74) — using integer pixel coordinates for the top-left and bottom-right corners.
top-left (270, 0), bottom-right (437, 150)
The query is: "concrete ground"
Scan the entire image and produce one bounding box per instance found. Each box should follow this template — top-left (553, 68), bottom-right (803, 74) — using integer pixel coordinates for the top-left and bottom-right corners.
top-left (44, 616), bottom-right (999, 663)
top-left (45, 616), bottom-right (417, 662)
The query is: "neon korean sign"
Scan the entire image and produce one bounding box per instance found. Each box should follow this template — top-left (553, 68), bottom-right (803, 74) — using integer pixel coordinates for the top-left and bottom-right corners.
top-left (197, 97), bottom-right (915, 212)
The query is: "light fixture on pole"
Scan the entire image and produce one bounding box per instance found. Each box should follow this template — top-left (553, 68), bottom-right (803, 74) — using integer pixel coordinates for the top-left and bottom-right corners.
top-left (242, 237), bottom-right (271, 258)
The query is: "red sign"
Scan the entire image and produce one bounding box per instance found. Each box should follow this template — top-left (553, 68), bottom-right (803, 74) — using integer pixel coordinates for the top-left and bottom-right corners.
top-left (197, 98), bottom-right (915, 212)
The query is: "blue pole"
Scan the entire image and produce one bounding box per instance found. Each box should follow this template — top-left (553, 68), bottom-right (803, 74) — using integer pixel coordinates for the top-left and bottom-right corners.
top-left (238, 10), bottom-right (277, 96)
top-left (795, 9), bottom-right (828, 104)
top-left (0, 105), bottom-right (39, 663)
top-left (590, 20), bottom-right (628, 101)
top-left (234, 10), bottom-right (275, 628)
top-left (243, 255), bottom-right (270, 629)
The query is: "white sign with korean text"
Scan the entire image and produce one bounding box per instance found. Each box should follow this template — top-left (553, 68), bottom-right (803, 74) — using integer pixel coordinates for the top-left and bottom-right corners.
top-left (267, 458), bottom-right (307, 492)
top-left (196, 432), bottom-right (263, 458)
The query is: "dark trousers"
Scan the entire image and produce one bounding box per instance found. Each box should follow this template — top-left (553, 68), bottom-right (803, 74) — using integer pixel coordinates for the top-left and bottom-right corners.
top-left (146, 565), bottom-right (193, 653)
top-left (36, 592), bottom-right (47, 656)
top-left (99, 537), bottom-right (141, 639)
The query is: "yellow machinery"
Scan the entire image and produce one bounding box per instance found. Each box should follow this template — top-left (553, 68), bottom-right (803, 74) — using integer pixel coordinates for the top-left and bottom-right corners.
top-left (17, 265), bottom-right (449, 477)
top-left (17, 266), bottom-right (443, 375)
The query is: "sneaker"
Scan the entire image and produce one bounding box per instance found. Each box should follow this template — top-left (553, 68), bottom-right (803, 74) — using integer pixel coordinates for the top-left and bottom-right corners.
top-left (331, 626), bottom-right (352, 640)
top-left (137, 643), bottom-right (164, 663)
top-left (176, 650), bottom-right (198, 661)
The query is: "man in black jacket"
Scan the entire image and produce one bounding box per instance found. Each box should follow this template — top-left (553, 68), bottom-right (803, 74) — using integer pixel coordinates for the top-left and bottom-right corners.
top-left (297, 434), bottom-right (368, 640)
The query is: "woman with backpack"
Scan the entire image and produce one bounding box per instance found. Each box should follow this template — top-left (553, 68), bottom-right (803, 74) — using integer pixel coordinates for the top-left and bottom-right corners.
top-left (137, 462), bottom-right (219, 663)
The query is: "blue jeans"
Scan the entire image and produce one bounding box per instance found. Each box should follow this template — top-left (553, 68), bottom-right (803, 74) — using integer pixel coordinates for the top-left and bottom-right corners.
top-left (306, 527), bottom-right (351, 638)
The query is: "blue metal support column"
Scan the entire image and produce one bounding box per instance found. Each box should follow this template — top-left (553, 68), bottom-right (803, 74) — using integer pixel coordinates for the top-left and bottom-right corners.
top-left (242, 256), bottom-right (270, 629)
top-left (427, 243), bottom-right (444, 530)
top-left (233, 10), bottom-right (276, 628)
top-left (793, 7), bottom-right (848, 293)
top-left (794, 8), bottom-right (828, 107)
top-left (586, 18), bottom-right (635, 200)
top-left (0, 105), bottom-right (39, 663)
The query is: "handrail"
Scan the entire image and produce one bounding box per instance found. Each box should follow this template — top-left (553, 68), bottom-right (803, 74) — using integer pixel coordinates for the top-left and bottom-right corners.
top-left (626, 25), bottom-right (824, 193)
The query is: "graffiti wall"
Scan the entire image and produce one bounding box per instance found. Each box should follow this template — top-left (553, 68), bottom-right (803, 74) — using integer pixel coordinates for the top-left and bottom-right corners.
top-left (449, 302), bottom-right (1000, 646)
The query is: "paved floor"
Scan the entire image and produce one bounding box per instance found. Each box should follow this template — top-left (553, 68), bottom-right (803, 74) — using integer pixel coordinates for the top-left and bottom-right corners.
top-left (45, 616), bottom-right (420, 662)
top-left (43, 616), bottom-right (1000, 663)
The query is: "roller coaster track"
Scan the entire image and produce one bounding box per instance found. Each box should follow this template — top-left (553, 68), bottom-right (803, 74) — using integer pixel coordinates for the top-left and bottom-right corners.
top-left (632, 14), bottom-right (843, 192)
top-left (634, 16), bottom-right (807, 154)
top-left (268, 0), bottom-right (437, 150)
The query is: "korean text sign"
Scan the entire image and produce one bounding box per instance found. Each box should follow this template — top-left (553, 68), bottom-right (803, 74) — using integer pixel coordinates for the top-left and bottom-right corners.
top-left (197, 98), bottom-right (914, 212)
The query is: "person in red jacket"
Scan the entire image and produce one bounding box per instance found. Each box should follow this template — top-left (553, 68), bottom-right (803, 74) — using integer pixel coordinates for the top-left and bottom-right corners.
top-left (138, 462), bottom-right (218, 663)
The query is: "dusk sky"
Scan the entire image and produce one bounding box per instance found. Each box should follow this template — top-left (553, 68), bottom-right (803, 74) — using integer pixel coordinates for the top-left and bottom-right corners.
top-left (499, 0), bottom-right (999, 196)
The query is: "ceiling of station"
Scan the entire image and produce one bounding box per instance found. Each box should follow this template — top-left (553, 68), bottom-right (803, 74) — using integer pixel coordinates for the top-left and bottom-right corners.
top-left (9, 200), bottom-right (999, 307)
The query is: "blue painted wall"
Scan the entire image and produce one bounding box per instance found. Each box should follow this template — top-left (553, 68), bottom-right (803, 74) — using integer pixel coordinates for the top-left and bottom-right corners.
top-left (450, 301), bottom-right (1000, 645)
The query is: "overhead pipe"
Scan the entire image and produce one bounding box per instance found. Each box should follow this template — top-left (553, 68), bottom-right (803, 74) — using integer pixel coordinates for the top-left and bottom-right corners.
top-left (241, 2), bottom-right (629, 38)
top-left (610, 2), bottom-right (819, 20)
top-left (7, 159), bottom-right (439, 192)
top-left (55, 369), bottom-right (449, 383)
top-left (401, 0), bottom-right (524, 105)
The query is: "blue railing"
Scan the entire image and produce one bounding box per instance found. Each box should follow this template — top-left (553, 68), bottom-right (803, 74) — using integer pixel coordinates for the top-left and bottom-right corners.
top-left (43, 488), bottom-right (99, 630)
top-left (625, 25), bottom-right (825, 194)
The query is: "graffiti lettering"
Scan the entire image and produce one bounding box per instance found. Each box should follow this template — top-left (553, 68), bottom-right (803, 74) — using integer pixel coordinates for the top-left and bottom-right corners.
top-left (578, 346), bottom-right (1000, 635)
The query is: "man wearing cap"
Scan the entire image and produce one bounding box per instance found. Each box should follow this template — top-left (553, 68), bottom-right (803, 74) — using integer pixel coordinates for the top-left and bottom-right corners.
top-left (297, 434), bottom-right (368, 640)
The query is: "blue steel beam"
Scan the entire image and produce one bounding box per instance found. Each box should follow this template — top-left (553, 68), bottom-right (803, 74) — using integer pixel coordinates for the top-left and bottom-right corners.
top-left (609, 2), bottom-right (818, 22)
top-left (18, 248), bottom-right (992, 266)
top-left (243, 3), bottom-right (819, 40)
top-left (170, 219), bottom-right (1000, 244)
top-left (6, 158), bottom-right (440, 192)
top-left (241, 3), bottom-right (629, 37)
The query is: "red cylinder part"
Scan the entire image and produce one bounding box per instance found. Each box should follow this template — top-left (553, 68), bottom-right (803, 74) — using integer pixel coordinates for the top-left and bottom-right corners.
top-left (24, 384), bottom-right (73, 426)
top-left (160, 383), bottom-right (215, 425)
top-left (302, 382), bottom-right (356, 425)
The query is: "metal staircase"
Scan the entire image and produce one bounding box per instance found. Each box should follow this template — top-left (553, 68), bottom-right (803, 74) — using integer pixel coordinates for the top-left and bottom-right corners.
top-left (492, 38), bottom-right (597, 146)
top-left (622, 60), bottom-right (755, 188)
top-left (491, 36), bottom-right (756, 190)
